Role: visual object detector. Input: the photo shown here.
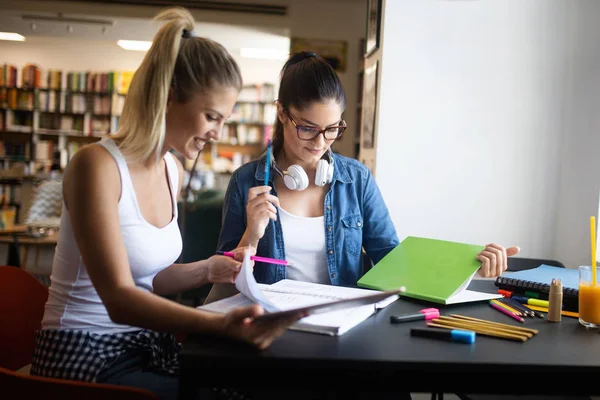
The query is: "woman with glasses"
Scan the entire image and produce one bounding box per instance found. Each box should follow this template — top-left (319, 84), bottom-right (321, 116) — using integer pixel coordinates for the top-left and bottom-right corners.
top-left (217, 51), bottom-right (518, 289)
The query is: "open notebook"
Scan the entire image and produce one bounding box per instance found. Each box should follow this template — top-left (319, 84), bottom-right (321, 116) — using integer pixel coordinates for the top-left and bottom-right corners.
top-left (198, 251), bottom-right (401, 336)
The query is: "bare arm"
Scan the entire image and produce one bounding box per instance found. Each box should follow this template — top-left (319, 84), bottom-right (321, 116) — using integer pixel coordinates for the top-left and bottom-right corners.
top-left (151, 155), bottom-right (244, 296)
top-left (64, 146), bottom-right (223, 334)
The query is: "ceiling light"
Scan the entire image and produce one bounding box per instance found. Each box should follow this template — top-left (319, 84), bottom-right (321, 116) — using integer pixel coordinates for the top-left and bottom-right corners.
top-left (240, 48), bottom-right (288, 61)
top-left (0, 32), bottom-right (25, 42)
top-left (117, 40), bottom-right (152, 51)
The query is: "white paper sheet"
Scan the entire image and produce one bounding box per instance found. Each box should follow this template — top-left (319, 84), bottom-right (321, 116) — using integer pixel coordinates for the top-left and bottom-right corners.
top-left (234, 250), bottom-right (279, 312)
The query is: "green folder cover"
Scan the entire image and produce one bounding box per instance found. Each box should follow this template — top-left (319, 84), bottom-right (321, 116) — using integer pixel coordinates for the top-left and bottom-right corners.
top-left (357, 236), bottom-right (487, 304)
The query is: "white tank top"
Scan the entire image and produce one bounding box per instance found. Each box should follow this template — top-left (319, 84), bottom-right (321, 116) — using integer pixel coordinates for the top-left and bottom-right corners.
top-left (42, 138), bottom-right (183, 334)
top-left (279, 207), bottom-right (329, 284)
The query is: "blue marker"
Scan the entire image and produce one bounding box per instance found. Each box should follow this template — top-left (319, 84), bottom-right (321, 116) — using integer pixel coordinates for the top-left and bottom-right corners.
top-left (410, 328), bottom-right (475, 344)
top-left (264, 139), bottom-right (272, 187)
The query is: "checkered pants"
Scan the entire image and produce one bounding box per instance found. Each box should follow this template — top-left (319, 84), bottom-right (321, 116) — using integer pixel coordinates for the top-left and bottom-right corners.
top-left (30, 328), bottom-right (251, 399)
top-left (30, 328), bottom-right (180, 383)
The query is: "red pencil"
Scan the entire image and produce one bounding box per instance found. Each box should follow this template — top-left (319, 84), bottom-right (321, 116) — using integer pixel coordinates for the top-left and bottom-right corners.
top-left (489, 300), bottom-right (524, 323)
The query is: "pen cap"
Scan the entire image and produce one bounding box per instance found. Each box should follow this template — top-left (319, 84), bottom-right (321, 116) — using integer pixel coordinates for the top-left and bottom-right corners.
top-left (422, 310), bottom-right (440, 320)
top-left (450, 329), bottom-right (476, 344)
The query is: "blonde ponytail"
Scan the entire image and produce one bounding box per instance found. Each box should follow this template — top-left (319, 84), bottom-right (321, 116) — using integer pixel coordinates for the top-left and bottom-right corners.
top-left (113, 6), bottom-right (242, 164)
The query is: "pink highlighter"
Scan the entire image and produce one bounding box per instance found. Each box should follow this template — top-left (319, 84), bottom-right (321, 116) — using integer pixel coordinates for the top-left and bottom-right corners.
top-left (389, 308), bottom-right (440, 324)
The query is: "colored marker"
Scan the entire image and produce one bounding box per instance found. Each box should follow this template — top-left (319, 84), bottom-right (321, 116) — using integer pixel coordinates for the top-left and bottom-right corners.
top-left (410, 328), bottom-right (475, 344)
top-left (511, 296), bottom-right (550, 308)
top-left (390, 308), bottom-right (440, 323)
top-left (216, 251), bottom-right (292, 266)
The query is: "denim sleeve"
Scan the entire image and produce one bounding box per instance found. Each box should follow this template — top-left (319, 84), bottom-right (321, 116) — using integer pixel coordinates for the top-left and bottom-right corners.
top-left (362, 168), bottom-right (399, 264)
top-left (217, 172), bottom-right (247, 252)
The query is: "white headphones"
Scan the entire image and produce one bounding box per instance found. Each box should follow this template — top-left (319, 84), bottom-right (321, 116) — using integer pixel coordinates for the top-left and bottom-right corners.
top-left (271, 148), bottom-right (334, 191)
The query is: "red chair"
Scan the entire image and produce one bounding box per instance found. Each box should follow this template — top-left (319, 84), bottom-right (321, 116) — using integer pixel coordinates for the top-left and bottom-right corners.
top-left (0, 365), bottom-right (159, 400)
top-left (0, 265), bottom-right (49, 370)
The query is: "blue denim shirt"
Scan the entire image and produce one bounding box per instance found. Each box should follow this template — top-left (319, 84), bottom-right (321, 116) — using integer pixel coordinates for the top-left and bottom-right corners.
top-left (217, 153), bottom-right (399, 287)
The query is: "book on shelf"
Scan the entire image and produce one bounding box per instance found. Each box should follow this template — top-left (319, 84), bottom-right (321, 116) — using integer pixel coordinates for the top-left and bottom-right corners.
top-left (357, 236), bottom-right (502, 305)
top-left (198, 251), bottom-right (401, 336)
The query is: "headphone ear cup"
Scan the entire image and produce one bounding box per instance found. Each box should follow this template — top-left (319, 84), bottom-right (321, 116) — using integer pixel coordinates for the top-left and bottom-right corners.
top-left (315, 159), bottom-right (334, 186)
top-left (284, 164), bottom-right (309, 191)
top-left (315, 159), bottom-right (328, 187)
top-left (326, 162), bottom-right (334, 184)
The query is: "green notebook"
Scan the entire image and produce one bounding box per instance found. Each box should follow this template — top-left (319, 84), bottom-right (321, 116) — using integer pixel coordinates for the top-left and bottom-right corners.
top-left (357, 236), bottom-right (502, 304)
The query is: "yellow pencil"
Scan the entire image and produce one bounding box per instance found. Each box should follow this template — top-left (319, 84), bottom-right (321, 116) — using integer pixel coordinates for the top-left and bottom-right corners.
top-left (490, 299), bottom-right (522, 316)
top-left (523, 304), bottom-right (579, 319)
top-left (592, 216), bottom-right (597, 286)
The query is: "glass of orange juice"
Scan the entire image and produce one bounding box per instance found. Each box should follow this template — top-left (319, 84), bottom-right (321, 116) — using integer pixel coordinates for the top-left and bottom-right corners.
top-left (579, 266), bottom-right (600, 328)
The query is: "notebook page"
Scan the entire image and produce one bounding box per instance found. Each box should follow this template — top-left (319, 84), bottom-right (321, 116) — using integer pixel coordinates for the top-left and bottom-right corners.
top-left (267, 279), bottom-right (398, 308)
top-left (234, 250), bottom-right (279, 312)
top-left (445, 289), bottom-right (502, 305)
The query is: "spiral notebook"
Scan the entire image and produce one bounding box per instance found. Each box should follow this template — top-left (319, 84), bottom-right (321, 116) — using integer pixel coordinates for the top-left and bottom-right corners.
top-left (494, 265), bottom-right (579, 297)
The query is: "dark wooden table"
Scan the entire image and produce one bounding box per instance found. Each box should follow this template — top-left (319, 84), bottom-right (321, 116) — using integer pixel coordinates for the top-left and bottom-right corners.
top-left (179, 280), bottom-right (600, 397)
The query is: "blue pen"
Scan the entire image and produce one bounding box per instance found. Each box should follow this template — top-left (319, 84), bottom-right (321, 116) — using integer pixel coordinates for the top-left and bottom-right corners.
top-left (264, 139), bottom-right (272, 187)
top-left (410, 328), bottom-right (475, 344)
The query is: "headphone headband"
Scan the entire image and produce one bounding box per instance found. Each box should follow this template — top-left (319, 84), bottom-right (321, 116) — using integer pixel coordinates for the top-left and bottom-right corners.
top-left (270, 148), bottom-right (334, 191)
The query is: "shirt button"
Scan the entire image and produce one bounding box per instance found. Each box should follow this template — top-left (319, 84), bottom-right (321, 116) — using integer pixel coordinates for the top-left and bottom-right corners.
top-left (357, 222), bottom-right (362, 227)
top-left (326, 206), bottom-right (331, 210)
top-left (329, 250), bottom-right (333, 255)
top-left (328, 226), bottom-right (332, 231)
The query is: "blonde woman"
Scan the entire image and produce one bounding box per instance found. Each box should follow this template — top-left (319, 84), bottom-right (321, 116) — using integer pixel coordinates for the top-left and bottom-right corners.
top-left (30, 7), bottom-right (303, 399)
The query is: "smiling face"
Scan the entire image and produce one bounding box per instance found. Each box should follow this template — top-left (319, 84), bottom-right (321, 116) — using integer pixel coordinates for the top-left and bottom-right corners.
top-left (164, 85), bottom-right (239, 159)
top-left (279, 99), bottom-right (344, 170)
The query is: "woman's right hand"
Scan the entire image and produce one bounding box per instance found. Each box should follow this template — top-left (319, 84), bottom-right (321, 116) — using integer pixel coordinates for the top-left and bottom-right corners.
top-left (222, 304), bottom-right (306, 350)
top-left (244, 186), bottom-right (280, 244)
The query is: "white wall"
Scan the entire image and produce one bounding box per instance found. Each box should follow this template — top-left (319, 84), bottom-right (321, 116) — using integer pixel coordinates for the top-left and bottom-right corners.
top-left (555, 1), bottom-right (600, 268)
top-left (376, 1), bottom-right (569, 260)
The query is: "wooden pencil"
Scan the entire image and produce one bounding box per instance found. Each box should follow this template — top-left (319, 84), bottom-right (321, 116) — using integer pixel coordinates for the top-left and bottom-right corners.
top-left (427, 322), bottom-right (528, 342)
top-left (522, 304), bottom-right (579, 319)
top-left (449, 314), bottom-right (539, 335)
top-left (435, 316), bottom-right (533, 338)
top-left (491, 299), bottom-right (524, 316)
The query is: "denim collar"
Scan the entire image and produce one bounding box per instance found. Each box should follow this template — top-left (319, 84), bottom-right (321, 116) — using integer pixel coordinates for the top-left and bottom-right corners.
top-left (253, 153), bottom-right (352, 186)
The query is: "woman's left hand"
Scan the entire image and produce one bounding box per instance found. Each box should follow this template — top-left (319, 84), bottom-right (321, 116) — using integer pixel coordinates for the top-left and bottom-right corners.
top-left (476, 244), bottom-right (520, 278)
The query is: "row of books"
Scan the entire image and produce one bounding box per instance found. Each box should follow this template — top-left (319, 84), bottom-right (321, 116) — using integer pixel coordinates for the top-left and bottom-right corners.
top-left (230, 102), bottom-right (276, 125)
top-left (0, 63), bottom-right (134, 94)
top-left (0, 184), bottom-right (22, 205)
top-left (2, 89), bottom-right (116, 115)
top-left (0, 140), bottom-right (29, 160)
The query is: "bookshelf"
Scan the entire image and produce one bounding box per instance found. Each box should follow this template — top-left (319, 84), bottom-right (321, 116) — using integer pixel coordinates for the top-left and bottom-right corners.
top-left (1, 62), bottom-right (276, 201)
top-left (0, 64), bottom-right (131, 176)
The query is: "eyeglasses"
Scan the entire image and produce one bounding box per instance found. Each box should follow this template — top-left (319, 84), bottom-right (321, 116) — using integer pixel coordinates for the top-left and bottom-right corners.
top-left (282, 107), bottom-right (347, 141)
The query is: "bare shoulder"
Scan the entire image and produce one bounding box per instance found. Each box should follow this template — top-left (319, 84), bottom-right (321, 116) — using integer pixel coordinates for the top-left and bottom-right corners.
top-left (63, 143), bottom-right (121, 206)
